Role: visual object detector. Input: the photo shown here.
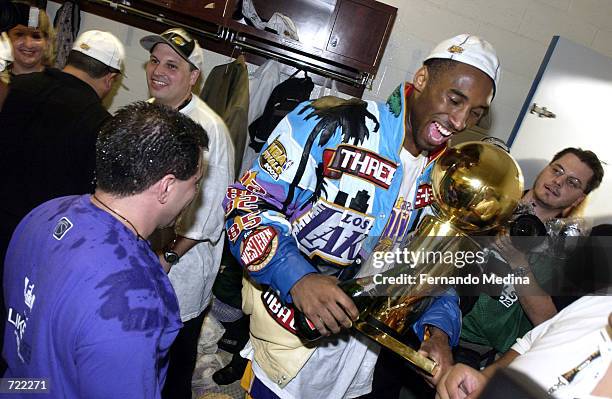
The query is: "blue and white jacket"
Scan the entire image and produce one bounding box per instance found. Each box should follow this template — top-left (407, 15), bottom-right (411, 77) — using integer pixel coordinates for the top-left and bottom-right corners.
top-left (224, 82), bottom-right (461, 347)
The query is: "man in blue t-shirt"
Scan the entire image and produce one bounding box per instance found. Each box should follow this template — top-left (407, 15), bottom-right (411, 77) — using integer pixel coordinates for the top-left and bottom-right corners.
top-left (2, 101), bottom-right (208, 398)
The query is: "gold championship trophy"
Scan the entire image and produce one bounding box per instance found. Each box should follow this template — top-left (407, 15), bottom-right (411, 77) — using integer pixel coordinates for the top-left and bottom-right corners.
top-left (348, 141), bottom-right (524, 375)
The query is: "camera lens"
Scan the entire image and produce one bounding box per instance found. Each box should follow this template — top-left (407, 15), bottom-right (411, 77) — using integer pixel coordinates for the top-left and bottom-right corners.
top-left (510, 214), bottom-right (546, 236)
top-left (509, 214), bottom-right (547, 250)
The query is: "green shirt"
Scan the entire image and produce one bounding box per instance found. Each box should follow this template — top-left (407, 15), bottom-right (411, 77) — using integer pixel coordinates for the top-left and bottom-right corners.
top-left (460, 252), bottom-right (555, 353)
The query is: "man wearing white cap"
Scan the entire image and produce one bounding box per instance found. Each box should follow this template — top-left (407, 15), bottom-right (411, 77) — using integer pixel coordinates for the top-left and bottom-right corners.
top-left (0, 28), bottom-right (123, 231)
top-left (0, 29), bottom-right (125, 349)
top-left (222, 34), bottom-right (499, 398)
top-left (139, 27), bottom-right (234, 399)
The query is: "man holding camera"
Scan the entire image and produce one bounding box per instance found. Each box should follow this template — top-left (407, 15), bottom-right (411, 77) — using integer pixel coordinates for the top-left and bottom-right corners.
top-left (459, 147), bottom-right (604, 358)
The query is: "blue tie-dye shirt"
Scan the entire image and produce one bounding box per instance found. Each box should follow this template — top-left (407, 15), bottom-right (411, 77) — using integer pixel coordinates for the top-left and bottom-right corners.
top-left (3, 195), bottom-right (181, 398)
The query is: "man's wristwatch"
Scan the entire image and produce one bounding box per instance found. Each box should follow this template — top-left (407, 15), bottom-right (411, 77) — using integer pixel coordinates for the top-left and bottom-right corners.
top-left (163, 249), bottom-right (180, 265)
top-left (163, 237), bottom-right (180, 265)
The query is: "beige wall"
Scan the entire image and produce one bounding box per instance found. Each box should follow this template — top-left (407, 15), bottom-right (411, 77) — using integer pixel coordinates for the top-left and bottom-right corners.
top-left (369, 0), bottom-right (612, 142)
top-left (48, 0), bottom-right (612, 143)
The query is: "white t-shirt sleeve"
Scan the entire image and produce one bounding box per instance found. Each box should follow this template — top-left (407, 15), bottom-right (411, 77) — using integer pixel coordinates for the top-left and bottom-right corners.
top-left (176, 116), bottom-right (235, 242)
top-left (511, 314), bottom-right (552, 355)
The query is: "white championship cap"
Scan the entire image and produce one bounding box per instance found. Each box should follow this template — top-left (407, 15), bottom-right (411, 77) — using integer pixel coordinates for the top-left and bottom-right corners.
top-left (425, 34), bottom-right (500, 93)
top-left (72, 30), bottom-right (125, 71)
top-left (140, 28), bottom-right (204, 71)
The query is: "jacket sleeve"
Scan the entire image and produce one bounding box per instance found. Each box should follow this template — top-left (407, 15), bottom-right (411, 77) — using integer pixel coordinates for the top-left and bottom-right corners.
top-left (412, 290), bottom-right (461, 347)
top-left (224, 102), bottom-right (330, 304)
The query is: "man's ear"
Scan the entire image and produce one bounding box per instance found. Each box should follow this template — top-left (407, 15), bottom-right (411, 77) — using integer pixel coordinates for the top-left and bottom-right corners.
top-left (105, 72), bottom-right (119, 88)
top-left (413, 65), bottom-right (429, 93)
top-left (189, 69), bottom-right (200, 87)
top-left (155, 174), bottom-right (177, 204)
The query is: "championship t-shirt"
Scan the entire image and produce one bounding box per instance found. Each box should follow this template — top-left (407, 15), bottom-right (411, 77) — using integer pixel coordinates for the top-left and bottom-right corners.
top-left (380, 148), bottom-right (427, 242)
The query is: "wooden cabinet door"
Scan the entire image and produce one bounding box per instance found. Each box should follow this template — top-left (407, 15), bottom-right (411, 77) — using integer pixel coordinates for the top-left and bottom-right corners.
top-left (326, 0), bottom-right (395, 71)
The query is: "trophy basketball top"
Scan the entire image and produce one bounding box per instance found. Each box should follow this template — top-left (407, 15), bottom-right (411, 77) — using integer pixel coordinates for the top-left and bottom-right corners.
top-left (431, 141), bottom-right (524, 233)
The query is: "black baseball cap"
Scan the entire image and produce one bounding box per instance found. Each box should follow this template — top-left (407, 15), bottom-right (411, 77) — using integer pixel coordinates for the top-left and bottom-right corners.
top-left (140, 28), bottom-right (203, 71)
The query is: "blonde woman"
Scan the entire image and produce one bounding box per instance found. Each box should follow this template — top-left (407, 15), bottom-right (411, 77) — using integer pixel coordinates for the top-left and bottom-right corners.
top-left (7, 2), bottom-right (55, 75)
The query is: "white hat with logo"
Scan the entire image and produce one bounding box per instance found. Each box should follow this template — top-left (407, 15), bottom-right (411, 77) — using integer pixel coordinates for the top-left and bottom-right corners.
top-left (425, 34), bottom-right (500, 92)
top-left (72, 30), bottom-right (125, 71)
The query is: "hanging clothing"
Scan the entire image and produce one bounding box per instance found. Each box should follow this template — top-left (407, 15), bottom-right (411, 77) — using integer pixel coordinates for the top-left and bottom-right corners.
top-left (247, 74), bottom-right (314, 153)
top-left (248, 59), bottom-right (281, 124)
top-left (53, 0), bottom-right (81, 69)
top-left (241, 60), bottom-right (288, 176)
top-left (200, 55), bottom-right (249, 175)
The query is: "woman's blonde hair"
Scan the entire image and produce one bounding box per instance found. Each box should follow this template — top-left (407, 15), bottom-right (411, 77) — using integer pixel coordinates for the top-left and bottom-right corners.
top-left (1, 70), bottom-right (9, 84)
top-left (36, 8), bottom-right (55, 67)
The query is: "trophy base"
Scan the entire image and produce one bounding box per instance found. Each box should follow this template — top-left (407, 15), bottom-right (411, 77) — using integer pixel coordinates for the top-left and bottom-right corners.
top-left (353, 318), bottom-right (438, 376)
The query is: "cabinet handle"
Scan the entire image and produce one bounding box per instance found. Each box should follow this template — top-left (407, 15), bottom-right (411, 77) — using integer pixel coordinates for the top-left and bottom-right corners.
top-left (330, 37), bottom-right (338, 47)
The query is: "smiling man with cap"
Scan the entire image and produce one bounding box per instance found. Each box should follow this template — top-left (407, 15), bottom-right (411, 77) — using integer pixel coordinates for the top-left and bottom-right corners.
top-left (220, 33), bottom-right (499, 399)
top-left (139, 27), bottom-right (235, 399)
top-left (141, 28), bottom-right (205, 109)
top-left (0, 29), bottom-right (125, 324)
top-left (363, 35), bottom-right (500, 396)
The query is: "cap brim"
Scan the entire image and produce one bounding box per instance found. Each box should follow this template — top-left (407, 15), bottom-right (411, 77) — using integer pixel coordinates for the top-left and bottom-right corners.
top-left (140, 34), bottom-right (197, 70)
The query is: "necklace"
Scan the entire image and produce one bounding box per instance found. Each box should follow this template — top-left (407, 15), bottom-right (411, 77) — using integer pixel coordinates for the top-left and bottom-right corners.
top-left (92, 194), bottom-right (150, 245)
